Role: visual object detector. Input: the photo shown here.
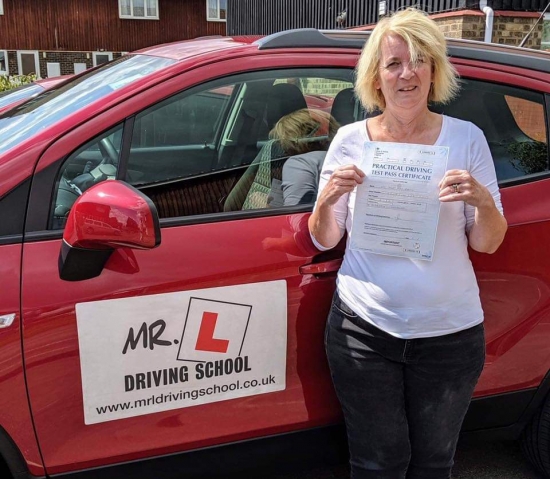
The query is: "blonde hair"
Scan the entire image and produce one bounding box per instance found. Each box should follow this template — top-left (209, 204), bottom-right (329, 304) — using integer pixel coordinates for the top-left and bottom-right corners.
top-left (270, 108), bottom-right (340, 155)
top-left (355, 8), bottom-right (459, 113)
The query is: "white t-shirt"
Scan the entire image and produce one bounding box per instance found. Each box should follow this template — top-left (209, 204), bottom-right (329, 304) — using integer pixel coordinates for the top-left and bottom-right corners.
top-left (312, 116), bottom-right (503, 339)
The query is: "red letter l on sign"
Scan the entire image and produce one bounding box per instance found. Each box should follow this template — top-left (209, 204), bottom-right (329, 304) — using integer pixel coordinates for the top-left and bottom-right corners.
top-left (195, 312), bottom-right (229, 353)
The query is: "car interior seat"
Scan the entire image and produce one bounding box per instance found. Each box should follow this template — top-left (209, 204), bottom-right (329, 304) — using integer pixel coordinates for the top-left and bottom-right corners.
top-left (265, 83), bottom-right (309, 131)
top-left (331, 87), bottom-right (360, 126)
top-left (223, 82), bottom-right (308, 211)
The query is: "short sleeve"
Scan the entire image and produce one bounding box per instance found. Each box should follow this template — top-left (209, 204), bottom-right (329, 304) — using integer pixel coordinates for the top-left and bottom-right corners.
top-left (282, 151), bottom-right (325, 206)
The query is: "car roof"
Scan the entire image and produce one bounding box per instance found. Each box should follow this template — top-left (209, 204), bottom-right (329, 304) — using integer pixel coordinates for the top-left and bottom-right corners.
top-left (255, 28), bottom-right (550, 75)
top-left (133, 35), bottom-right (261, 61)
top-left (135, 28), bottom-right (550, 77)
top-left (34, 75), bottom-right (73, 88)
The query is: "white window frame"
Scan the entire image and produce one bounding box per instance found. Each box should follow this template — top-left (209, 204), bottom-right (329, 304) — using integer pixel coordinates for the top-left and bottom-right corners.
top-left (0, 50), bottom-right (8, 75)
top-left (92, 52), bottom-right (113, 67)
top-left (17, 50), bottom-right (40, 78)
top-left (0, 0), bottom-right (4, 15)
top-left (119, 0), bottom-right (159, 20)
top-left (206, 0), bottom-right (226, 22)
top-left (73, 63), bottom-right (87, 75)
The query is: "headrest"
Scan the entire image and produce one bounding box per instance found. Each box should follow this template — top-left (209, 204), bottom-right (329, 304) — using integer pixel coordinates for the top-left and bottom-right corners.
top-left (331, 88), bottom-right (358, 126)
top-left (266, 83), bottom-right (308, 129)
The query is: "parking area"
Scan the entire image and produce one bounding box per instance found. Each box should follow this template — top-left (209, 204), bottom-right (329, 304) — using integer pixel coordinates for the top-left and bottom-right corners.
top-left (262, 440), bottom-right (544, 479)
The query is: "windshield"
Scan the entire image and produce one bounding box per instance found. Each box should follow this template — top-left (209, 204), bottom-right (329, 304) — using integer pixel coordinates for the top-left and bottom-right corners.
top-left (0, 83), bottom-right (45, 110)
top-left (0, 54), bottom-right (175, 155)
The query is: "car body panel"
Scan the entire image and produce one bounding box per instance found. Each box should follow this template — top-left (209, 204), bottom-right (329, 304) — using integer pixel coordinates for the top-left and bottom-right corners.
top-left (22, 217), bottom-right (340, 473)
top-left (472, 179), bottom-right (550, 396)
top-left (0, 244), bottom-right (44, 476)
top-left (20, 50), bottom-right (354, 474)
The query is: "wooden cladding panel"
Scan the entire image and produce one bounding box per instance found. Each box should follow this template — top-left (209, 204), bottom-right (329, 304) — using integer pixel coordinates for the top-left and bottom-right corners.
top-left (0, 0), bottom-right (226, 51)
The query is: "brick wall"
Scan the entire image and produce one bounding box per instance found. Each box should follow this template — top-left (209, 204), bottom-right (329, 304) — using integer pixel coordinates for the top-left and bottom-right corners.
top-left (432, 10), bottom-right (542, 49)
top-left (7, 51), bottom-right (17, 76)
top-left (435, 16), bottom-right (485, 41)
top-left (494, 15), bottom-right (541, 48)
top-left (39, 52), bottom-right (93, 78)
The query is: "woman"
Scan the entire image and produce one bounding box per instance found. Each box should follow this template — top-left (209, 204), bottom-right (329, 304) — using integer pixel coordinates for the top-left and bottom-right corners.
top-left (308, 8), bottom-right (507, 479)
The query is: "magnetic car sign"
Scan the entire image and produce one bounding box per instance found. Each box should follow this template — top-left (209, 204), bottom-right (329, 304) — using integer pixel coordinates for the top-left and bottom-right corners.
top-left (76, 280), bottom-right (287, 424)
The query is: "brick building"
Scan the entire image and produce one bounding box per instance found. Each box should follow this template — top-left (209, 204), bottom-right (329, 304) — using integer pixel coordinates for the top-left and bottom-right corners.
top-left (0, 0), bottom-right (227, 78)
top-left (431, 10), bottom-right (543, 48)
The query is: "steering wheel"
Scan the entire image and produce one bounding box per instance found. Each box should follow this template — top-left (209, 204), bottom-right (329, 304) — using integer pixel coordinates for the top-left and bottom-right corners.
top-left (53, 176), bottom-right (82, 228)
top-left (98, 137), bottom-right (119, 165)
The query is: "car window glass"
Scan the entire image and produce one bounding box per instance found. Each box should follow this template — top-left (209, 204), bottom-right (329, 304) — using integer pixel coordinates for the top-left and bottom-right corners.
top-left (432, 79), bottom-right (548, 184)
top-left (0, 83), bottom-right (43, 109)
top-left (124, 70), bottom-right (356, 220)
top-left (50, 124), bottom-right (123, 229)
top-left (0, 54), bottom-right (174, 155)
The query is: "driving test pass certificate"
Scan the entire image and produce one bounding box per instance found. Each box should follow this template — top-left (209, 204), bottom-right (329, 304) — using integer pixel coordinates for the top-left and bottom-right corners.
top-left (350, 141), bottom-right (449, 261)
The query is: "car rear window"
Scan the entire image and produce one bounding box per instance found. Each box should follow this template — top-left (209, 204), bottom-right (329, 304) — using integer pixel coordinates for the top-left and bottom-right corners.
top-left (0, 54), bottom-right (175, 155)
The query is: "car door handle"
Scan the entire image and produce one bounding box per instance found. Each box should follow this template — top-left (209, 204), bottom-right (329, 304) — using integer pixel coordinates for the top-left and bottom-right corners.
top-left (299, 258), bottom-right (343, 275)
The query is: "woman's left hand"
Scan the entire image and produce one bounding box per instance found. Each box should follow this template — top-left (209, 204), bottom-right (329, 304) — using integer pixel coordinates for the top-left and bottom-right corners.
top-left (438, 169), bottom-right (493, 209)
top-left (439, 169), bottom-right (507, 253)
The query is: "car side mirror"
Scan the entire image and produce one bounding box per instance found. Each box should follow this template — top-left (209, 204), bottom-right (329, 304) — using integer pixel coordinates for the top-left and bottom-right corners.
top-left (59, 180), bottom-right (161, 281)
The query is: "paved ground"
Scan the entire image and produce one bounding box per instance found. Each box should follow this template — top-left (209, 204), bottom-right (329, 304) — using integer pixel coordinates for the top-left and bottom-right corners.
top-left (263, 439), bottom-right (545, 479)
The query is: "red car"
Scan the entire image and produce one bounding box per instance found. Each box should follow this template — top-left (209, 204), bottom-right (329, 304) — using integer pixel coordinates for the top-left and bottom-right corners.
top-left (0, 30), bottom-right (550, 479)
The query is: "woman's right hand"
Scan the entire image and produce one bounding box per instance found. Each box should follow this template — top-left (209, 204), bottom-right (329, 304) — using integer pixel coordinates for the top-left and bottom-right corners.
top-left (309, 164), bottom-right (365, 250)
top-left (318, 164), bottom-right (366, 207)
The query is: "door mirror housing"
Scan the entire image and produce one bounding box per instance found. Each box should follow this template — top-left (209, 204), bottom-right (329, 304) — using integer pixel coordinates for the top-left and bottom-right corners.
top-left (59, 180), bottom-right (161, 281)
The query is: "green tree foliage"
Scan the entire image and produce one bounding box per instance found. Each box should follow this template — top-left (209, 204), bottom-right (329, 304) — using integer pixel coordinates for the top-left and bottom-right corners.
top-left (0, 74), bottom-right (37, 93)
top-left (508, 139), bottom-right (548, 175)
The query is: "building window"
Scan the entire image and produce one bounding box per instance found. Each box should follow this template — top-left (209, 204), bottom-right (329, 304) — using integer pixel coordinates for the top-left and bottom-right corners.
top-left (207, 0), bottom-right (226, 22)
top-left (92, 52), bottom-right (113, 67)
top-left (0, 0), bottom-right (4, 15)
top-left (542, 13), bottom-right (550, 51)
top-left (0, 51), bottom-right (7, 75)
top-left (74, 63), bottom-right (87, 75)
top-left (119, 0), bottom-right (159, 20)
top-left (17, 51), bottom-right (40, 78)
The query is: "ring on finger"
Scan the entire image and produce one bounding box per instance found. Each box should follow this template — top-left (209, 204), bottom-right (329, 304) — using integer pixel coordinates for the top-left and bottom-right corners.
top-left (452, 183), bottom-right (460, 194)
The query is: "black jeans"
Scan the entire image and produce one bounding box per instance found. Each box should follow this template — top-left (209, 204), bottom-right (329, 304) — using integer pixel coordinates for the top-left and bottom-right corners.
top-left (325, 292), bottom-right (485, 479)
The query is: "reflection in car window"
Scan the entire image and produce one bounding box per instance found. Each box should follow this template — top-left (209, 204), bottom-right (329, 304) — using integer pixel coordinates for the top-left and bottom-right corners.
top-left (50, 124), bottom-right (124, 230)
top-left (0, 54), bottom-right (175, 155)
top-left (127, 83), bottom-right (236, 185)
top-left (0, 83), bottom-right (44, 109)
top-left (431, 79), bottom-right (548, 183)
top-left (124, 69), bottom-right (356, 220)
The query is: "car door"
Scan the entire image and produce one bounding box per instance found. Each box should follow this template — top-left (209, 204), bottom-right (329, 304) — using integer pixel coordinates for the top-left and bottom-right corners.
top-left (441, 64), bottom-right (550, 406)
top-left (0, 180), bottom-right (44, 476)
top-left (21, 54), bottom-right (358, 475)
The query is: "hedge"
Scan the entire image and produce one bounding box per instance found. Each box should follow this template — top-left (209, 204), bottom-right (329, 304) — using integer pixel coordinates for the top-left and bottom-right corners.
top-left (0, 74), bottom-right (37, 93)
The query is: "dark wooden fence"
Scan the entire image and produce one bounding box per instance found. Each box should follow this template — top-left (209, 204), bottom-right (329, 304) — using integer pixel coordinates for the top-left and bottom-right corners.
top-left (491, 0), bottom-right (548, 8)
top-left (227, 0), bottom-right (547, 35)
top-left (0, 0), bottom-right (226, 52)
